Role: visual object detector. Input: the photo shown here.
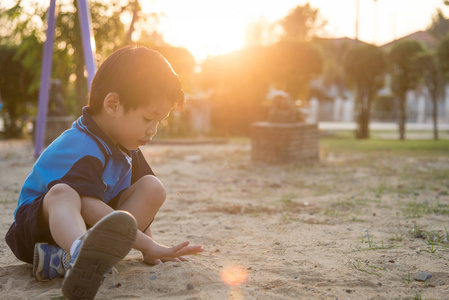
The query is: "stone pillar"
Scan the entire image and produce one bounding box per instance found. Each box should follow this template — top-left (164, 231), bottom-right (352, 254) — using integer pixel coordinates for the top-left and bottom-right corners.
top-left (251, 122), bottom-right (319, 164)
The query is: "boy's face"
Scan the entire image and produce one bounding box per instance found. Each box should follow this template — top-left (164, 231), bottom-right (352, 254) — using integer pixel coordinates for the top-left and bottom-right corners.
top-left (110, 100), bottom-right (172, 150)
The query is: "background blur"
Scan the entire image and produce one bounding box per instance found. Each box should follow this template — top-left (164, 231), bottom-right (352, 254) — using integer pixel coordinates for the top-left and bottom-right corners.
top-left (1, 0), bottom-right (449, 140)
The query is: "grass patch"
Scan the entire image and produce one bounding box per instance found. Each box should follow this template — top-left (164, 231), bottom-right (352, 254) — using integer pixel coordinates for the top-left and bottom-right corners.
top-left (198, 203), bottom-right (276, 215)
top-left (350, 259), bottom-right (386, 275)
top-left (321, 133), bottom-right (449, 155)
top-left (403, 201), bottom-right (449, 217)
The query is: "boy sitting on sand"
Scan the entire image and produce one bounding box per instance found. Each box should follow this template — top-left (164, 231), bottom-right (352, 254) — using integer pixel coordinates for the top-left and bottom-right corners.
top-left (5, 46), bottom-right (203, 299)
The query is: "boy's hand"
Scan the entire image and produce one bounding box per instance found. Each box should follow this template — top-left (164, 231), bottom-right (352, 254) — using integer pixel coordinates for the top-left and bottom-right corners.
top-left (142, 241), bottom-right (203, 265)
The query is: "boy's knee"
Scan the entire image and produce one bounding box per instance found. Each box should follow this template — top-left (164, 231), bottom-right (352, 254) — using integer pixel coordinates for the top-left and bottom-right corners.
top-left (44, 184), bottom-right (78, 206)
top-left (140, 175), bottom-right (166, 205)
top-left (42, 183), bottom-right (80, 220)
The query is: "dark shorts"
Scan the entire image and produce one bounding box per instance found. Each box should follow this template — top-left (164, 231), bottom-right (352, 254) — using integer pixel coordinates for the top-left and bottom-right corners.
top-left (5, 196), bottom-right (53, 264)
top-left (5, 193), bottom-right (123, 264)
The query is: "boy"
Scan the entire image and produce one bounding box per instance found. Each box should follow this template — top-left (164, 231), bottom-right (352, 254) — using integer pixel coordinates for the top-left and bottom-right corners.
top-left (5, 46), bottom-right (203, 299)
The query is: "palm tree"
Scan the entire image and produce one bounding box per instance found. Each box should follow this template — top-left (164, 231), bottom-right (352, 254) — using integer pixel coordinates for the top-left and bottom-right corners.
top-left (414, 51), bottom-right (443, 140)
top-left (388, 40), bottom-right (424, 140)
top-left (344, 44), bottom-right (386, 139)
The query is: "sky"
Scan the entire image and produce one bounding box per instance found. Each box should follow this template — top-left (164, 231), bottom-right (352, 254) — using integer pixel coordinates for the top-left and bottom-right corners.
top-left (141, 0), bottom-right (449, 61)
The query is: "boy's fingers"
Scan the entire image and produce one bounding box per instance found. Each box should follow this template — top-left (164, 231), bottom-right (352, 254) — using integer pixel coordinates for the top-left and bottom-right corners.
top-left (176, 245), bottom-right (204, 256)
top-left (170, 241), bottom-right (190, 254)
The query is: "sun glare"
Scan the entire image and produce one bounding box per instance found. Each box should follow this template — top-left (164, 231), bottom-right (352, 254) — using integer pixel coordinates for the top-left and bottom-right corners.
top-left (140, 0), bottom-right (300, 62)
top-left (220, 265), bottom-right (248, 287)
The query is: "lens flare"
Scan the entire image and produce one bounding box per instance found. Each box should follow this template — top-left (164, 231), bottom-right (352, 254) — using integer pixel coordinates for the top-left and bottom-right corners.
top-left (220, 265), bottom-right (248, 287)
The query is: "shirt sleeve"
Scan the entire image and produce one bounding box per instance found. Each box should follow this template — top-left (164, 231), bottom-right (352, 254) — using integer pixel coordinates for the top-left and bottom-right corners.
top-left (47, 155), bottom-right (106, 200)
top-left (131, 149), bottom-right (155, 184)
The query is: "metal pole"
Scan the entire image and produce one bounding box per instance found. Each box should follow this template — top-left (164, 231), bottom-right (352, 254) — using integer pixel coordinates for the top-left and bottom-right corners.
top-left (76, 0), bottom-right (97, 90)
top-left (34, 0), bottom-right (57, 158)
top-left (355, 0), bottom-right (360, 40)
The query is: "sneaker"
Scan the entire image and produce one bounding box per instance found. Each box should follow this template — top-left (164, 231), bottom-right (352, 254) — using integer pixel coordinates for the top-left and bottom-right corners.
top-left (33, 243), bottom-right (70, 282)
top-left (61, 211), bottom-right (137, 300)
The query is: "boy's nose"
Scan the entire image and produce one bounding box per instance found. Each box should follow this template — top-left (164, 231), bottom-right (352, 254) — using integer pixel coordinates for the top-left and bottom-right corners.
top-left (146, 126), bottom-right (157, 137)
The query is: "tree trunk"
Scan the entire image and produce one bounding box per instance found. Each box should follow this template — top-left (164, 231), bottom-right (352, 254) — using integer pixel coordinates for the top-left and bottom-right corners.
top-left (398, 94), bottom-right (406, 140)
top-left (125, 0), bottom-right (139, 45)
top-left (356, 89), bottom-right (370, 139)
top-left (4, 101), bottom-right (20, 138)
top-left (432, 92), bottom-right (439, 140)
top-left (75, 62), bottom-right (87, 109)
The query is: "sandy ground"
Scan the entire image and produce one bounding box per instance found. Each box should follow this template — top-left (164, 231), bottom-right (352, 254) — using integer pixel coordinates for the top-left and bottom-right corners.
top-left (0, 138), bottom-right (448, 299)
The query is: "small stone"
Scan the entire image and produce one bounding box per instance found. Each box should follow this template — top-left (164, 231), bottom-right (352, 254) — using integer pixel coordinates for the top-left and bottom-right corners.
top-left (108, 283), bottom-right (122, 289)
top-left (414, 272), bottom-right (432, 282)
top-left (150, 275), bottom-right (158, 280)
top-left (187, 283), bottom-right (194, 290)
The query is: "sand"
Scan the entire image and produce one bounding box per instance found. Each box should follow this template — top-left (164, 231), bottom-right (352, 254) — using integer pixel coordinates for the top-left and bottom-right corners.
top-left (0, 138), bottom-right (448, 299)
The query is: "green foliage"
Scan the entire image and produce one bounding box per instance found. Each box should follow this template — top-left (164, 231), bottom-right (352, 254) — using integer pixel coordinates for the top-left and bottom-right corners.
top-left (388, 40), bottom-right (424, 95)
top-left (0, 44), bottom-right (37, 138)
top-left (388, 40), bottom-right (425, 140)
top-left (437, 33), bottom-right (449, 80)
top-left (344, 44), bottom-right (386, 91)
top-left (0, 0), bottom-right (187, 125)
top-left (343, 44), bottom-right (386, 139)
top-left (267, 40), bottom-right (323, 100)
top-left (320, 132), bottom-right (449, 155)
top-left (428, 8), bottom-right (449, 39)
top-left (198, 46), bottom-right (272, 135)
top-left (280, 3), bottom-right (325, 41)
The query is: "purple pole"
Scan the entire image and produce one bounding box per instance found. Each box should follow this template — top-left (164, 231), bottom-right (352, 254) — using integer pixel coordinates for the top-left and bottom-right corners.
top-left (76, 0), bottom-right (97, 90)
top-left (34, 0), bottom-right (57, 158)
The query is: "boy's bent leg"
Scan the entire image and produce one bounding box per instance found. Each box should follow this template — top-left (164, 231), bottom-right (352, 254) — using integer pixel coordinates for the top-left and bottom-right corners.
top-left (114, 175), bottom-right (166, 232)
top-left (41, 183), bottom-right (86, 253)
top-left (62, 211), bottom-right (137, 300)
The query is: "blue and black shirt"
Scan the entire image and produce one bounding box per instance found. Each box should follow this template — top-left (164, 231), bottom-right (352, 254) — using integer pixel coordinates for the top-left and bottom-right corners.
top-left (13, 106), bottom-right (154, 222)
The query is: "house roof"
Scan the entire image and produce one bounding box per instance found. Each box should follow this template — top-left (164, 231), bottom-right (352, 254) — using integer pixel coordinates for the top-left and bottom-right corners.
top-left (380, 30), bottom-right (438, 50)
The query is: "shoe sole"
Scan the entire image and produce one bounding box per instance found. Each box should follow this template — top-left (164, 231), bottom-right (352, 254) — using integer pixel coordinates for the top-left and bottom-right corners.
top-left (33, 243), bottom-right (55, 282)
top-left (62, 211), bottom-right (137, 300)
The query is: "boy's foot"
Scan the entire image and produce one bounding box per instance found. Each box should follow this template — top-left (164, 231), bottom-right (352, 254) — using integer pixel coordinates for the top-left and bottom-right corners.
top-left (62, 211), bottom-right (137, 300)
top-left (33, 243), bottom-right (70, 282)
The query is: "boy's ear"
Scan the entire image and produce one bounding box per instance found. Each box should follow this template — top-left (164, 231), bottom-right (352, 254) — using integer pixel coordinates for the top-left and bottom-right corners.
top-left (103, 92), bottom-right (121, 116)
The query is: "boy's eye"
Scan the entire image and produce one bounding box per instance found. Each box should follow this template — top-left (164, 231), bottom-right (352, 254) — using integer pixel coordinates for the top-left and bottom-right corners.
top-left (143, 117), bottom-right (153, 122)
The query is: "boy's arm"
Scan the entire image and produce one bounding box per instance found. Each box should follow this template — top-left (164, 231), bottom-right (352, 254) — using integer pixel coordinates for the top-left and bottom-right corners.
top-left (80, 196), bottom-right (203, 261)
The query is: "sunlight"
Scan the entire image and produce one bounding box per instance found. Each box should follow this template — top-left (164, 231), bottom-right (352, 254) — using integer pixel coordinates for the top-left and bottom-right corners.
top-left (220, 265), bottom-right (248, 287)
top-left (140, 0), bottom-right (300, 61)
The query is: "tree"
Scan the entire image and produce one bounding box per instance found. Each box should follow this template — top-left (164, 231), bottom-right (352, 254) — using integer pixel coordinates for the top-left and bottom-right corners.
top-left (438, 33), bottom-right (449, 78)
top-left (266, 40), bottom-right (323, 101)
top-left (429, 9), bottom-right (449, 39)
top-left (344, 44), bottom-right (386, 139)
top-left (414, 51), bottom-right (443, 140)
top-left (388, 40), bottom-right (424, 140)
top-left (198, 46), bottom-right (272, 135)
top-left (280, 3), bottom-right (325, 41)
top-left (0, 0), bottom-right (147, 115)
top-left (0, 45), bottom-right (37, 138)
